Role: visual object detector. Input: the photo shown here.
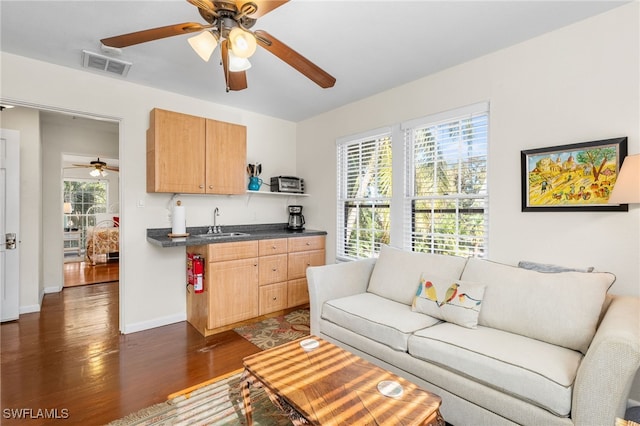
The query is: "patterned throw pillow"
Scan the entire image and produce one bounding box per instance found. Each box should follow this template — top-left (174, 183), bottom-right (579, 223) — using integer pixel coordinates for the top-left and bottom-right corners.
top-left (412, 274), bottom-right (486, 329)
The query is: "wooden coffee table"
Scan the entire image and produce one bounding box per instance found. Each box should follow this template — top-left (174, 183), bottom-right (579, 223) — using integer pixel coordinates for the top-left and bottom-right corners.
top-left (241, 336), bottom-right (444, 425)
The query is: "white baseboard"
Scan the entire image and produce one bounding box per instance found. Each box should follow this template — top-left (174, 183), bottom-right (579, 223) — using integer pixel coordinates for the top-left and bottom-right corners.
top-left (19, 304), bottom-right (40, 314)
top-left (629, 398), bottom-right (640, 408)
top-left (122, 312), bottom-right (187, 334)
top-left (44, 285), bottom-right (62, 294)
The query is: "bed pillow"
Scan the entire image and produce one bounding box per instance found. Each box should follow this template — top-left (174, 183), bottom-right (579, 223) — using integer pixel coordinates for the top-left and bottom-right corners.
top-left (412, 274), bottom-right (486, 329)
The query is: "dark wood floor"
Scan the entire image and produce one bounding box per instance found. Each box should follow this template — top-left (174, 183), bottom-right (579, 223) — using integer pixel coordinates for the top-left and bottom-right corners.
top-left (63, 260), bottom-right (119, 287)
top-left (0, 281), bottom-right (261, 425)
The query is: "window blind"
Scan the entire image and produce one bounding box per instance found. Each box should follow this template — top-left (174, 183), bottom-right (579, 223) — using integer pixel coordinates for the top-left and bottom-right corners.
top-left (336, 130), bottom-right (392, 260)
top-left (403, 106), bottom-right (489, 257)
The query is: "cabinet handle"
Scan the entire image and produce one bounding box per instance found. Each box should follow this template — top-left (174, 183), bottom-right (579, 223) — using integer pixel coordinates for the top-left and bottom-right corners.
top-left (209, 185), bottom-right (213, 189)
top-left (272, 245), bottom-right (276, 249)
top-left (272, 296), bottom-right (277, 301)
top-left (306, 242), bottom-right (311, 246)
top-left (272, 268), bottom-right (277, 272)
top-left (199, 184), bottom-right (204, 189)
top-left (254, 263), bottom-right (258, 267)
top-left (307, 262), bottom-right (311, 266)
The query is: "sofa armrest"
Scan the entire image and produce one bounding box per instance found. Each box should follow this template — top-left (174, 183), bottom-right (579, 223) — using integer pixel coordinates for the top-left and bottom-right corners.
top-left (306, 258), bottom-right (377, 335)
top-left (572, 295), bottom-right (640, 425)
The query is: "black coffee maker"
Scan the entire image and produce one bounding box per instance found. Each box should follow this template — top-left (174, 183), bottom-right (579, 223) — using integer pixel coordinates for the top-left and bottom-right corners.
top-left (287, 205), bottom-right (305, 231)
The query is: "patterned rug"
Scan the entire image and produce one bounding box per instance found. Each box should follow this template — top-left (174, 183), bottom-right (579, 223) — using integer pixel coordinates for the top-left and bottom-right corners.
top-left (233, 309), bottom-right (310, 350)
top-left (106, 370), bottom-right (293, 425)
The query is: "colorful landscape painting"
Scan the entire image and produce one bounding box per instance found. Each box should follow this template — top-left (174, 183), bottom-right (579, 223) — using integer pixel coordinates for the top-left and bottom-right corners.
top-left (521, 138), bottom-right (627, 211)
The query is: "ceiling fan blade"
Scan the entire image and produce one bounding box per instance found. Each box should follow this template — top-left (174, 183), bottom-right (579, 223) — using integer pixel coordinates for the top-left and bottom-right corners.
top-left (221, 40), bottom-right (248, 91)
top-left (187, 0), bottom-right (216, 14)
top-left (71, 164), bottom-right (93, 168)
top-left (235, 0), bottom-right (288, 18)
top-left (254, 30), bottom-right (335, 89)
top-left (101, 22), bottom-right (208, 48)
top-left (105, 166), bottom-right (120, 172)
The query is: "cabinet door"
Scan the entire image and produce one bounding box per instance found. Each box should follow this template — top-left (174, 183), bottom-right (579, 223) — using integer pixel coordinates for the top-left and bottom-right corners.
top-left (259, 254), bottom-right (288, 285)
top-left (287, 250), bottom-right (326, 280)
top-left (208, 258), bottom-right (258, 328)
top-left (147, 108), bottom-right (206, 193)
top-left (259, 282), bottom-right (288, 315)
top-left (287, 278), bottom-right (310, 308)
top-left (205, 119), bottom-right (246, 194)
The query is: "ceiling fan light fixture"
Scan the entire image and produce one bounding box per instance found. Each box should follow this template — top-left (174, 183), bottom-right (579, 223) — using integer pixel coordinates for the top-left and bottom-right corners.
top-left (228, 27), bottom-right (256, 58)
top-left (188, 31), bottom-right (218, 62)
top-left (90, 168), bottom-right (107, 178)
top-left (228, 50), bottom-right (252, 72)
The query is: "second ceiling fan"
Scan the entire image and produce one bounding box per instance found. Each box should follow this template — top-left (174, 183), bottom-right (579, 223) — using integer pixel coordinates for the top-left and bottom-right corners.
top-left (100, 0), bottom-right (336, 92)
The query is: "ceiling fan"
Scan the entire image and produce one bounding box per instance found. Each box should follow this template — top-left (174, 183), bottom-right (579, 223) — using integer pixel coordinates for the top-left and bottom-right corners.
top-left (71, 158), bottom-right (119, 177)
top-left (100, 0), bottom-right (336, 92)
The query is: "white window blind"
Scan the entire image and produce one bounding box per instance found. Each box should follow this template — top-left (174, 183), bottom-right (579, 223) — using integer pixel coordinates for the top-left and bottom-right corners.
top-left (403, 104), bottom-right (489, 257)
top-left (336, 129), bottom-right (392, 260)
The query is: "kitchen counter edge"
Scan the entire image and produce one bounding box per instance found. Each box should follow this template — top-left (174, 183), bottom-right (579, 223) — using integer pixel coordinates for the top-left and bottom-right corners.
top-left (147, 224), bottom-right (327, 248)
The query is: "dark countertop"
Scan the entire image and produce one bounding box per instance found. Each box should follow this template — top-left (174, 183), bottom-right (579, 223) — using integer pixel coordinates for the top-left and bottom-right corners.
top-left (147, 223), bottom-right (327, 248)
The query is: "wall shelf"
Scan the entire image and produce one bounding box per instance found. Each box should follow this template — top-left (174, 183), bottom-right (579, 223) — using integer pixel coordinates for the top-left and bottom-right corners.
top-left (245, 191), bottom-right (309, 197)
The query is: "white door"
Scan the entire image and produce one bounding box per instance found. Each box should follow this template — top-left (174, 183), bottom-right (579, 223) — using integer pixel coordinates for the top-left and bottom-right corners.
top-left (1, 129), bottom-right (20, 322)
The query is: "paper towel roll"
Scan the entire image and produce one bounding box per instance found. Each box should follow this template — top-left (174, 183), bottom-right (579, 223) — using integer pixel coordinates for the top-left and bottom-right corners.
top-left (172, 204), bottom-right (186, 235)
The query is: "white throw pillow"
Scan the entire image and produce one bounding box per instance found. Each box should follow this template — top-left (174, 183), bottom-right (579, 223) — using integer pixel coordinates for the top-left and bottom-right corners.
top-left (367, 245), bottom-right (468, 306)
top-left (412, 274), bottom-right (486, 329)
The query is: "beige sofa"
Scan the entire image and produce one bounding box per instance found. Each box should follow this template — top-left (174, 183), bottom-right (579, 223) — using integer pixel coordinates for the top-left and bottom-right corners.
top-left (307, 245), bottom-right (640, 426)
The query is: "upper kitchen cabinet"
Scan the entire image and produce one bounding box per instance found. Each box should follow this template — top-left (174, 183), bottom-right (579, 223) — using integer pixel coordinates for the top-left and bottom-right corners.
top-left (147, 108), bottom-right (246, 194)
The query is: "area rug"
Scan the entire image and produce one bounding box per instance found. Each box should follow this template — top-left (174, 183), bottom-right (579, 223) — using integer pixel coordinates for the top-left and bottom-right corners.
top-left (233, 309), bottom-right (310, 350)
top-left (107, 369), bottom-right (293, 425)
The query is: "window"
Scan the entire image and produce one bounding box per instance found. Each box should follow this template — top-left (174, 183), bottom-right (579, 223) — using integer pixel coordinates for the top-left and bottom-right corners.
top-left (336, 129), bottom-right (392, 260)
top-left (63, 179), bottom-right (108, 253)
top-left (403, 103), bottom-right (489, 257)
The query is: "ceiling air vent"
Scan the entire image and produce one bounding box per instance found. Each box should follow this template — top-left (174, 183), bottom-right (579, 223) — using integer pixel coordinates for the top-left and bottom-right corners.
top-left (82, 50), bottom-right (132, 77)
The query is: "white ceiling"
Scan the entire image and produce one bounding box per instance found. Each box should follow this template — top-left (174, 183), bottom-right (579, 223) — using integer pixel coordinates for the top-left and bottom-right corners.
top-left (0, 1), bottom-right (629, 122)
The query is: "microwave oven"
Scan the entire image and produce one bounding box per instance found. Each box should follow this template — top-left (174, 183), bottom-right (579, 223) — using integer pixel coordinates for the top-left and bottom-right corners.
top-left (270, 176), bottom-right (305, 194)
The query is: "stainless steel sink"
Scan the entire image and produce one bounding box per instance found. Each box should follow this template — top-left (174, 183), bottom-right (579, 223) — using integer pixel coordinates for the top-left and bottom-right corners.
top-left (192, 232), bottom-right (249, 240)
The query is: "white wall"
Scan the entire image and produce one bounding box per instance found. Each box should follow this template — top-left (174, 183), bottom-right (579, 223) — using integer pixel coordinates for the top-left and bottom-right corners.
top-left (1, 51), bottom-right (298, 333)
top-left (0, 107), bottom-right (42, 313)
top-left (297, 2), bottom-right (640, 401)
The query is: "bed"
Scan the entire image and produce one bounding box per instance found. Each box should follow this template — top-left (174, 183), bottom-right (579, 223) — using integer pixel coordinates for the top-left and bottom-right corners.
top-left (85, 211), bottom-right (120, 265)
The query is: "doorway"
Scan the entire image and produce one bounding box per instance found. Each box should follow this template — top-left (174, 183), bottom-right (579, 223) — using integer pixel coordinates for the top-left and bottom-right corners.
top-left (0, 104), bottom-right (121, 324)
top-left (61, 160), bottom-right (120, 287)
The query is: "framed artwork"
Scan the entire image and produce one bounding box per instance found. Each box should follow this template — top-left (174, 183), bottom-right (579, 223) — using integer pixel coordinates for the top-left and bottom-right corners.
top-left (521, 137), bottom-right (628, 212)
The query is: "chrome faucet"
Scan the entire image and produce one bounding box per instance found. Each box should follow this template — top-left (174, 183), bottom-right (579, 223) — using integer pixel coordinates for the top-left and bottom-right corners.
top-left (208, 207), bottom-right (221, 234)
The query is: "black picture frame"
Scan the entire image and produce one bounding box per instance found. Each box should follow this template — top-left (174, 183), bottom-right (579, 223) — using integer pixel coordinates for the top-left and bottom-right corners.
top-left (521, 137), bottom-right (628, 212)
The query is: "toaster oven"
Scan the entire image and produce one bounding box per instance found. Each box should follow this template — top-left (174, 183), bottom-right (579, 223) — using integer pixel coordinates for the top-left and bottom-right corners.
top-left (270, 176), bottom-right (305, 193)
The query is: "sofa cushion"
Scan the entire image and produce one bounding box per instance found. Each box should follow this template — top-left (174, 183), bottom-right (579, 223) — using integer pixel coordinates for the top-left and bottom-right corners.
top-left (408, 323), bottom-right (583, 417)
top-left (367, 245), bottom-right (468, 306)
top-left (461, 258), bottom-right (615, 353)
top-left (412, 274), bottom-right (486, 329)
top-left (321, 292), bottom-right (441, 351)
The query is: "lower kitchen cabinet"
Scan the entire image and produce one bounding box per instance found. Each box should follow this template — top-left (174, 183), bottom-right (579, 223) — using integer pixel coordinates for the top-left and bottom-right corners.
top-left (208, 257), bottom-right (259, 329)
top-left (186, 235), bottom-right (325, 336)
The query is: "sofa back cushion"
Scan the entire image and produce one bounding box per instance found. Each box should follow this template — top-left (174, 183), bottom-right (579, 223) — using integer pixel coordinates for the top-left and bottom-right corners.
top-left (367, 245), bottom-right (468, 306)
top-left (461, 258), bottom-right (615, 353)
